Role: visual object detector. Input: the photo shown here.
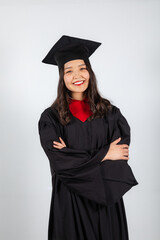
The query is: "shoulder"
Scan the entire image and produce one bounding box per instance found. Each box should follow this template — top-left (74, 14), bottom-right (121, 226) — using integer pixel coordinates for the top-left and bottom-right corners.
top-left (106, 104), bottom-right (120, 119)
top-left (110, 104), bottom-right (130, 127)
top-left (38, 106), bottom-right (60, 124)
top-left (111, 104), bottom-right (120, 113)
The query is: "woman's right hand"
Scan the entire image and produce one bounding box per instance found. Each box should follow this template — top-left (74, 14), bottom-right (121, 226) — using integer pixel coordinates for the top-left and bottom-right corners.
top-left (101, 137), bottom-right (129, 162)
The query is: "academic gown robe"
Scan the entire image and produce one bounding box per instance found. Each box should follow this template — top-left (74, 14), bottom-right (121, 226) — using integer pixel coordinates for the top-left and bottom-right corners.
top-left (38, 98), bottom-right (138, 240)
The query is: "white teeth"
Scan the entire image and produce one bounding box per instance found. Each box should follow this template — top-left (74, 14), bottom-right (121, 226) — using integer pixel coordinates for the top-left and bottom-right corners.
top-left (73, 81), bottom-right (84, 85)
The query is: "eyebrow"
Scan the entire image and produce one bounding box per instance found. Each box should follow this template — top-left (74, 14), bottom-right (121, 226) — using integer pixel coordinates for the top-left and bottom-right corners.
top-left (64, 63), bottom-right (86, 70)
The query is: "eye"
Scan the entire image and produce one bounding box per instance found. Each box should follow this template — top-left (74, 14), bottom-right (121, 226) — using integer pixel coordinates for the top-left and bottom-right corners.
top-left (65, 70), bottom-right (72, 74)
top-left (81, 67), bottom-right (87, 70)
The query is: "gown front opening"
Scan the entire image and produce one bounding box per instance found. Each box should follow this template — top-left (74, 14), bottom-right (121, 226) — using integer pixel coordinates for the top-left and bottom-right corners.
top-left (38, 97), bottom-right (138, 240)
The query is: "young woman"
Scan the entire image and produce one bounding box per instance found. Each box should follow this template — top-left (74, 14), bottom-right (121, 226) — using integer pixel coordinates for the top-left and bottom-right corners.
top-left (38, 35), bottom-right (138, 240)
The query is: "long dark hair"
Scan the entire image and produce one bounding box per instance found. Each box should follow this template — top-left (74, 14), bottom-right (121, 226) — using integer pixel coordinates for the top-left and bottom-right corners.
top-left (51, 59), bottom-right (113, 126)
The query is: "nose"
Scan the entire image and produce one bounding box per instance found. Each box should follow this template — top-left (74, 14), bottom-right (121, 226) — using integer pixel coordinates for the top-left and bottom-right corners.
top-left (73, 70), bottom-right (81, 79)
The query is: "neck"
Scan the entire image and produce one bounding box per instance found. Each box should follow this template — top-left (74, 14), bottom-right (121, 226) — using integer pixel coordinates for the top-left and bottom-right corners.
top-left (70, 93), bottom-right (86, 101)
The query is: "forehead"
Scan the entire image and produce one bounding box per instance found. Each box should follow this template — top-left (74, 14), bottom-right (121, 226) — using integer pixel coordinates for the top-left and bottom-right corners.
top-left (64, 59), bottom-right (85, 69)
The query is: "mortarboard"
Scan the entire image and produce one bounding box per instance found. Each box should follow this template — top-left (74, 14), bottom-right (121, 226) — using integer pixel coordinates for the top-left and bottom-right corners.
top-left (42, 35), bottom-right (101, 71)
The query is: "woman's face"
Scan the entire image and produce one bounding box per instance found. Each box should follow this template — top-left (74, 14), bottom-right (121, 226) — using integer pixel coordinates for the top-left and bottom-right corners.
top-left (63, 59), bottom-right (90, 97)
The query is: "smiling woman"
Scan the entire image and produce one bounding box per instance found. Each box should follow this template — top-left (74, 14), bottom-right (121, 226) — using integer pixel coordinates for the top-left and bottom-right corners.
top-left (63, 59), bottom-right (90, 98)
top-left (38, 35), bottom-right (138, 240)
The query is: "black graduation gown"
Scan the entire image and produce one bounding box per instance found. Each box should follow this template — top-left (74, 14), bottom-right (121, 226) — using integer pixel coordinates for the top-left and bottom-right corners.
top-left (38, 104), bottom-right (138, 240)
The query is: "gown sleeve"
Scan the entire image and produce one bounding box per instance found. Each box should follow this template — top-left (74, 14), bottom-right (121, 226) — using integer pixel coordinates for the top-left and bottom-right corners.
top-left (38, 110), bottom-right (110, 206)
top-left (100, 106), bottom-right (139, 205)
top-left (38, 105), bottom-right (138, 207)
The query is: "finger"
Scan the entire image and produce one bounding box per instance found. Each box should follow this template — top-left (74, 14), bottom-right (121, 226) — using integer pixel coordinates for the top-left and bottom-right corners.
top-left (53, 144), bottom-right (62, 149)
top-left (53, 141), bottom-right (63, 146)
top-left (53, 141), bottom-right (61, 146)
top-left (124, 149), bottom-right (129, 154)
top-left (124, 152), bottom-right (129, 157)
top-left (122, 144), bottom-right (129, 149)
top-left (59, 137), bottom-right (65, 145)
top-left (59, 137), bottom-right (67, 147)
top-left (115, 137), bottom-right (121, 141)
top-left (113, 137), bottom-right (121, 144)
top-left (123, 155), bottom-right (129, 160)
top-left (53, 142), bottom-right (64, 148)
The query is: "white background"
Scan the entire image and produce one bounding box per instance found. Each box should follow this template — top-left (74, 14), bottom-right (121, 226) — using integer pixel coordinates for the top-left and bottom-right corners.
top-left (0, 0), bottom-right (160, 239)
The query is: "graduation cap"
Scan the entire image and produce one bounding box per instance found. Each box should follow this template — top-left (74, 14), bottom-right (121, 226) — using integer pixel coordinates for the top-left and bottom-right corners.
top-left (42, 35), bottom-right (102, 71)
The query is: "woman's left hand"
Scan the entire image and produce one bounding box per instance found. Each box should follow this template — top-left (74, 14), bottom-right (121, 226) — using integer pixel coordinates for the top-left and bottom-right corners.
top-left (53, 137), bottom-right (66, 149)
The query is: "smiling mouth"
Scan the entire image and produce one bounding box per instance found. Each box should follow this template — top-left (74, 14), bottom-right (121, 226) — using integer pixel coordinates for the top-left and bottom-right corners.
top-left (73, 80), bottom-right (85, 85)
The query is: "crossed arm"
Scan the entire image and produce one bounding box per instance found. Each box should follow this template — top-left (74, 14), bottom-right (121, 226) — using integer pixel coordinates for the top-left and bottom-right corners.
top-left (53, 136), bottom-right (129, 162)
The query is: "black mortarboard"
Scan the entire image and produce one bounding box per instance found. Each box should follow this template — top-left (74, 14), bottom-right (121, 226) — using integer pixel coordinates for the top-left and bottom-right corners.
top-left (42, 35), bottom-right (101, 71)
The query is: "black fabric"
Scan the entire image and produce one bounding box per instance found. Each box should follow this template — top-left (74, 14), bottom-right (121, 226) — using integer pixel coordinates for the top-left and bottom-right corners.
top-left (41, 35), bottom-right (101, 70)
top-left (38, 104), bottom-right (138, 240)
